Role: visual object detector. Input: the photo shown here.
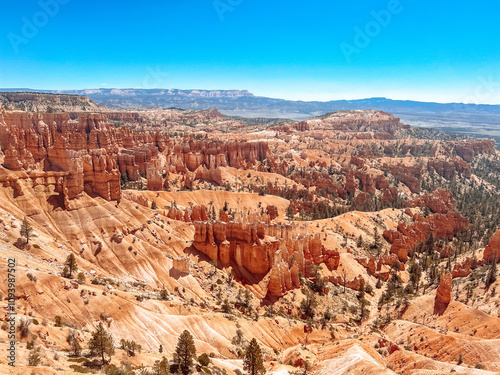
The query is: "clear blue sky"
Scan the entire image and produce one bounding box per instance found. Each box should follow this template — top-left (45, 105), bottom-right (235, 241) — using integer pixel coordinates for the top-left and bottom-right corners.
top-left (1, 0), bottom-right (499, 103)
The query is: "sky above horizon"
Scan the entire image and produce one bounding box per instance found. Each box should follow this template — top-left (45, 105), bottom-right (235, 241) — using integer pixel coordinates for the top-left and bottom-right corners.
top-left (1, 0), bottom-right (499, 104)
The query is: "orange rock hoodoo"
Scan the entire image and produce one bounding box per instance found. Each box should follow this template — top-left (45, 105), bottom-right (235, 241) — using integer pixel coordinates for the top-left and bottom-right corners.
top-left (384, 210), bottom-right (469, 263)
top-left (454, 139), bottom-right (495, 162)
top-left (162, 139), bottom-right (270, 174)
top-left (0, 110), bottom-right (271, 206)
top-left (406, 188), bottom-right (457, 214)
top-left (356, 253), bottom-right (403, 281)
top-left (146, 156), bottom-right (167, 191)
top-left (435, 272), bottom-right (452, 306)
top-left (383, 163), bottom-right (422, 193)
top-left (452, 257), bottom-right (476, 278)
top-left (484, 230), bottom-right (500, 263)
top-left (192, 213), bottom-right (339, 296)
top-left (0, 111), bottom-right (126, 207)
top-left (427, 157), bottom-right (471, 179)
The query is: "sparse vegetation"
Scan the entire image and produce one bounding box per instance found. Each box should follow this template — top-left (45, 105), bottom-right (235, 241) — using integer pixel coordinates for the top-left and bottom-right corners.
top-left (54, 315), bottom-right (64, 327)
top-left (175, 330), bottom-right (196, 375)
top-left (299, 290), bottom-right (318, 319)
top-left (4, 93), bottom-right (500, 374)
top-left (88, 322), bottom-right (115, 365)
top-left (27, 346), bottom-right (43, 366)
top-left (19, 318), bottom-right (31, 339)
top-left (120, 338), bottom-right (142, 356)
top-left (20, 216), bottom-right (34, 244)
top-left (198, 352), bottom-right (210, 366)
top-left (63, 253), bottom-right (78, 278)
top-left (244, 338), bottom-right (265, 375)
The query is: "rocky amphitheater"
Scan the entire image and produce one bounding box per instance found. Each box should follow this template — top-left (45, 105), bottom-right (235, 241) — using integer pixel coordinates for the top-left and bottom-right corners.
top-left (0, 100), bottom-right (499, 374)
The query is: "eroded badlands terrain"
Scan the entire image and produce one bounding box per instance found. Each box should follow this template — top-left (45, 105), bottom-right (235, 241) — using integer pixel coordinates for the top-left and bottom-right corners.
top-left (0, 95), bottom-right (499, 374)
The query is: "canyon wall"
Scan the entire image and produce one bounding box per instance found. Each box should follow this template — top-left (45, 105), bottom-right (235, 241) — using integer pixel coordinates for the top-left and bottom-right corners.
top-left (0, 111), bottom-right (271, 206)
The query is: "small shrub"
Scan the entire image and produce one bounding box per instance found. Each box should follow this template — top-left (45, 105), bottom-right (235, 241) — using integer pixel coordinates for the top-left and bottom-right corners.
top-left (19, 318), bottom-right (31, 339)
top-left (69, 364), bottom-right (90, 373)
top-left (14, 237), bottom-right (29, 250)
top-left (28, 347), bottom-right (43, 366)
top-left (54, 315), bottom-right (63, 327)
top-left (198, 352), bottom-right (210, 366)
top-left (221, 299), bottom-right (232, 313)
top-left (26, 335), bottom-right (37, 349)
top-left (70, 337), bottom-right (82, 357)
top-left (160, 288), bottom-right (169, 300)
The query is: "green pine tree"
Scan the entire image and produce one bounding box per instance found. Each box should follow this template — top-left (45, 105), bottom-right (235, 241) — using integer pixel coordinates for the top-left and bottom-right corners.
top-left (152, 356), bottom-right (170, 375)
top-left (244, 338), bottom-right (265, 375)
top-left (485, 250), bottom-right (497, 289)
top-left (88, 322), bottom-right (114, 365)
top-left (175, 330), bottom-right (196, 375)
top-left (20, 216), bottom-right (34, 244)
top-left (64, 253), bottom-right (78, 278)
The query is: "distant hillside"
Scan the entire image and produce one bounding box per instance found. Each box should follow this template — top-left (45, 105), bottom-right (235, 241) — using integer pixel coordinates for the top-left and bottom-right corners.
top-left (2, 88), bottom-right (500, 147)
top-left (0, 91), bottom-right (108, 113)
top-left (3, 88), bottom-right (500, 118)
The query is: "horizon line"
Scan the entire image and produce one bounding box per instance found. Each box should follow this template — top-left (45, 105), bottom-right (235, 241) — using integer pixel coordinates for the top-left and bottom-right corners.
top-left (2, 87), bottom-right (500, 107)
